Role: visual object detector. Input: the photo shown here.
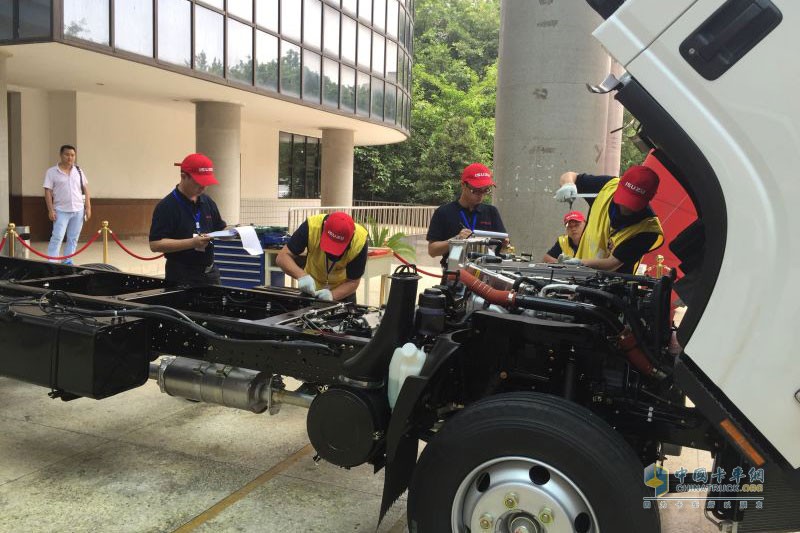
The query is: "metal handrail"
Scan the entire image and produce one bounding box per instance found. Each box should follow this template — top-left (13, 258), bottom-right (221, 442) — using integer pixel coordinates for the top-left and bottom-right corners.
top-left (287, 205), bottom-right (437, 235)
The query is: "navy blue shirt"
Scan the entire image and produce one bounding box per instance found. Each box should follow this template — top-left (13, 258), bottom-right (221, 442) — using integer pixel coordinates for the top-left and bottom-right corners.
top-left (427, 201), bottom-right (506, 264)
top-left (577, 174), bottom-right (659, 273)
top-left (288, 221), bottom-right (368, 279)
top-left (546, 237), bottom-right (578, 259)
top-left (149, 187), bottom-right (226, 267)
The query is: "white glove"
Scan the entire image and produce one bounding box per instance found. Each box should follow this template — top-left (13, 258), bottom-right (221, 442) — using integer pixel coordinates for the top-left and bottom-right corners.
top-left (558, 253), bottom-right (583, 266)
top-left (297, 275), bottom-right (317, 295)
top-left (315, 288), bottom-right (333, 301)
top-left (553, 183), bottom-right (578, 203)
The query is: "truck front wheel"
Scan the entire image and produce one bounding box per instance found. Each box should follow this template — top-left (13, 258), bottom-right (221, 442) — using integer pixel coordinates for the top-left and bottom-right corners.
top-left (407, 392), bottom-right (660, 533)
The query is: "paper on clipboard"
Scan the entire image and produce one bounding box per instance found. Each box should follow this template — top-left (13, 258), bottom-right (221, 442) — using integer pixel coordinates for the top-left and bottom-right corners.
top-left (206, 226), bottom-right (263, 255)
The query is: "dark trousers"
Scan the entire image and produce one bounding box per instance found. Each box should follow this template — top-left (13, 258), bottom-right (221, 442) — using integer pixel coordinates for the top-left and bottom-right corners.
top-left (165, 261), bottom-right (221, 286)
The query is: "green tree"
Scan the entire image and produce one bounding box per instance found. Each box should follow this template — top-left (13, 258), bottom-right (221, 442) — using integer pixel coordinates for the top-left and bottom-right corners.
top-left (354, 0), bottom-right (500, 205)
top-left (620, 109), bottom-right (647, 173)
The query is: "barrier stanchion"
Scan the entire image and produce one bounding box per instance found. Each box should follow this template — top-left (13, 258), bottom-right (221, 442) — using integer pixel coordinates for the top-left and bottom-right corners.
top-left (16, 230), bottom-right (101, 261)
top-left (108, 230), bottom-right (164, 260)
top-left (392, 252), bottom-right (443, 278)
top-left (102, 221), bottom-right (109, 264)
top-left (7, 223), bottom-right (16, 258)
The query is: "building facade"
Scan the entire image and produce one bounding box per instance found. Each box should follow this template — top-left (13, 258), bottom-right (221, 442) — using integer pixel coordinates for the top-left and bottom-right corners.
top-left (0, 0), bottom-right (413, 238)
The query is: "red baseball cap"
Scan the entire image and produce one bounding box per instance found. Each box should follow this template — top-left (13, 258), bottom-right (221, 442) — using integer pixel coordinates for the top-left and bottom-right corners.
top-left (614, 165), bottom-right (659, 211)
top-left (563, 210), bottom-right (586, 224)
top-left (175, 153), bottom-right (218, 186)
top-left (461, 163), bottom-right (496, 188)
top-left (320, 212), bottom-right (356, 256)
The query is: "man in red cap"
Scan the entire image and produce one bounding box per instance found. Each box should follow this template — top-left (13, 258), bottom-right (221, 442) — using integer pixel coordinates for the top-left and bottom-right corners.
top-left (426, 163), bottom-right (507, 265)
top-left (553, 165), bottom-right (663, 273)
top-left (149, 153), bottom-right (227, 285)
top-left (542, 210), bottom-right (586, 263)
top-left (276, 211), bottom-right (368, 302)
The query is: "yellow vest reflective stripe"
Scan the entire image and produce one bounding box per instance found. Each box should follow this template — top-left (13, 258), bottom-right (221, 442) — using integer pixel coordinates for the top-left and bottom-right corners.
top-left (575, 178), bottom-right (664, 273)
top-left (306, 214), bottom-right (368, 290)
top-left (558, 234), bottom-right (573, 256)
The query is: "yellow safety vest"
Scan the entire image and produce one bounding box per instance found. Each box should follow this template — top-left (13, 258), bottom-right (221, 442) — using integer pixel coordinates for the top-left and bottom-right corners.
top-left (305, 214), bottom-right (368, 290)
top-left (558, 234), bottom-right (574, 256)
top-left (575, 178), bottom-right (664, 273)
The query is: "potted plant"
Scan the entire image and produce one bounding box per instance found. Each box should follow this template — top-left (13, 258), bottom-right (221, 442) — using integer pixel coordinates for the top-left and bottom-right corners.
top-left (366, 219), bottom-right (416, 261)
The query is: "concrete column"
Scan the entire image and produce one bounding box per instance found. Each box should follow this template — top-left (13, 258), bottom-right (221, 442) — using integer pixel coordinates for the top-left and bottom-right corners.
top-left (603, 61), bottom-right (626, 176)
top-left (494, 1), bottom-right (611, 256)
top-left (195, 101), bottom-right (241, 224)
top-left (320, 129), bottom-right (354, 207)
top-left (0, 51), bottom-right (11, 226)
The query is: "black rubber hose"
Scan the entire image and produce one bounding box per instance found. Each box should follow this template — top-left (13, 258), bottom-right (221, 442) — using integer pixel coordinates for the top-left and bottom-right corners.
top-left (513, 294), bottom-right (623, 333)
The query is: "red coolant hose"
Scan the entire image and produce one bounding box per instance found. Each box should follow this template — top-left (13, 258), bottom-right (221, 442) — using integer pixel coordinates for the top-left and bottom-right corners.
top-left (456, 268), bottom-right (516, 307)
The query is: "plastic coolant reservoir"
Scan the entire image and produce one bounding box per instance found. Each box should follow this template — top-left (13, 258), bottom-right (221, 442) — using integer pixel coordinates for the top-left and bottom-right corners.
top-left (387, 342), bottom-right (427, 409)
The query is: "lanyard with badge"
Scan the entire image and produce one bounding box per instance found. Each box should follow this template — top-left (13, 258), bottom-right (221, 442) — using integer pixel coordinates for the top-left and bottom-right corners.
top-left (172, 189), bottom-right (205, 251)
top-left (324, 255), bottom-right (339, 289)
top-left (459, 210), bottom-right (477, 232)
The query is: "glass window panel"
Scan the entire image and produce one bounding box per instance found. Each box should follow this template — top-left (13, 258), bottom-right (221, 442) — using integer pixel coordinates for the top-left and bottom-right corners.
top-left (256, 30), bottom-right (278, 91)
top-left (64, 0), bottom-right (109, 45)
top-left (228, 0), bottom-right (252, 21)
top-left (278, 131), bottom-right (292, 198)
top-left (304, 0), bottom-right (321, 49)
top-left (384, 84), bottom-right (396, 123)
top-left (358, 0), bottom-right (370, 23)
top-left (322, 58), bottom-right (339, 108)
top-left (372, 32), bottom-right (384, 76)
top-left (398, 9), bottom-right (405, 47)
top-left (305, 138), bottom-right (320, 199)
top-left (280, 40), bottom-right (301, 97)
top-left (342, 0), bottom-right (356, 15)
top-left (371, 77), bottom-right (383, 119)
top-left (292, 134), bottom-right (306, 197)
top-left (322, 5), bottom-right (339, 57)
top-left (200, 0), bottom-right (224, 9)
top-left (281, 0), bottom-right (301, 41)
top-left (114, 0), bottom-right (153, 57)
top-left (158, 0), bottom-right (190, 66)
top-left (386, 0), bottom-right (397, 39)
top-left (256, 0), bottom-right (278, 31)
top-left (5, 0), bottom-right (52, 40)
top-left (195, 5), bottom-right (224, 76)
top-left (340, 65), bottom-right (355, 112)
top-left (373, 0), bottom-right (386, 31)
top-left (357, 23), bottom-right (370, 70)
top-left (385, 40), bottom-right (397, 82)
top-left (302, 49), bottom-right (321, 103)
top-left (356, 71), bottom-right (370, 116)
top-left (227, 18), bottom-right (253, 84)
top-left (406, 16), bottom-right (412, 50)
top-left (341, 16), bottom-right (356, 64)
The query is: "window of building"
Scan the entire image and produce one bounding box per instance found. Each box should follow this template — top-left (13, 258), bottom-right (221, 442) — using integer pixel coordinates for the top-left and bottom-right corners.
top-left (64, 0), bottom-right (109, 45)
top-left (303, 49), bottom-right (321, 103)
top-left (227, 18), bottom-right (253, 84)
top-left (279, 132), bottom-right (321, 199)
top-left (386, 40), bottom-right (397, 82)
top-left (385, 84), bottom-right (396, 123)
top-left (371, 77), bottom-right (384, 119)
top-left (322, 5), bottom-right (339, 57)
top-left (0, 0), bottom-right (52, 41)
top-left (281, 0), bottom-right (301, 41)
top-left (374, 0), bottom-right (386, 32)
top-left (114, 0), bottom-right (153, 57)
top-left (256, 0), bottom-right (278, 32)
top-left (358, 0), bottom-right (371, 23)
top-left (304, 0), bottom-right (322, 49)
top-left (195, 5), bottom-right (224, 76)
top-left (372, 32), bottom-right (384, 76)
top-left (228, 0), bottom-right (252, 21)
top-left (356, 71), bottom-right (370, 116)
top-left (342, 0), bottom-right (356, 16)
top-left (200, 0), bottom-right (223, 9)
top-left (340, 65), bottom-right (356, 112)
top-left (280, 40), bottom-right (301, 97)
top-left (256, 30), bottom-right (279, 91)
top-left (387, 0), bottom-right (398, 39)
top-left (357, 23), bottom-right (370, 70)
top-left (158, 0), bottom-right (190, 67)
top-left (323, 58), bottom-right (339, 108)
top-left (341, 15), bottom-right (356, 64)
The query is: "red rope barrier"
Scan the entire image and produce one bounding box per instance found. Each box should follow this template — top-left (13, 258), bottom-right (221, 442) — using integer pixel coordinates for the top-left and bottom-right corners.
top-left (16, 231), bottom-right (101, 261)
top-left (109, 231), bottom-right (164, 260)
top-left (0, 235), bottom-right (6, 254)
top-left (392, 252), bottom-right (443, 278)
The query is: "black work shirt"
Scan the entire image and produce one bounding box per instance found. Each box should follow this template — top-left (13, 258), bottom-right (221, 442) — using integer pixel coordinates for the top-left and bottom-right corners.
top-left (426, 201), bottom-right (506, 263)
top-left (149, 187), bottom-right (226, 267)
top-left (576, 173), bottom-right (659, 273)
top-left (546, 238), bottom-right (578, 259)
top-left (287, 221), bottom-right (368, 279)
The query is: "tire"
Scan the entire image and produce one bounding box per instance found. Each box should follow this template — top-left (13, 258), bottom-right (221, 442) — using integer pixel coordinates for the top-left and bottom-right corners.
top-left (407, 392), bottom-right (660, 533)
top-left (79, 263), bottom-right (121, 272)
